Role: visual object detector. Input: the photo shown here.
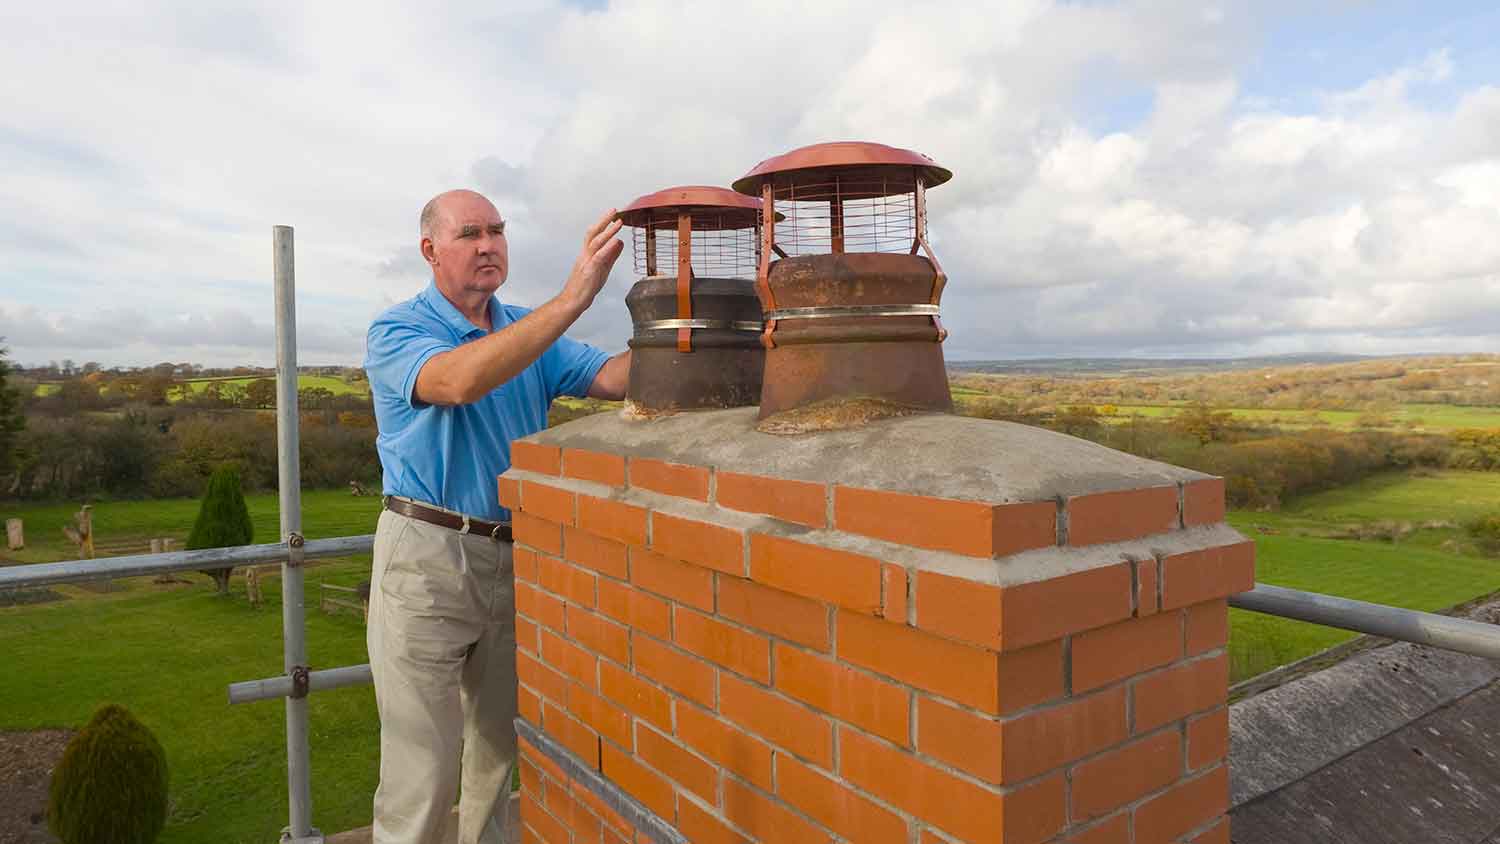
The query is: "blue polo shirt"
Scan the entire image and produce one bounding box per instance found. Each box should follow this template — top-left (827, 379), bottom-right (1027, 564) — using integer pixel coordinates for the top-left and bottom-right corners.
top-left (364, 282), bottom-right (608, 522)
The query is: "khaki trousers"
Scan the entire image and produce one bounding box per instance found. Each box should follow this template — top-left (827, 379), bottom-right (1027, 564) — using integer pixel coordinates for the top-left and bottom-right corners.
top-left (368, 509), bottom-right (517, 844)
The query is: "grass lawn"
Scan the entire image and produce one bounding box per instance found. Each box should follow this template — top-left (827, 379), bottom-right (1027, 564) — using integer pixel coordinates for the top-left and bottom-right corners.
top-left (1102, 403), bottom-right (1500, 432)
top-left (1, 490), bottom-right (385, 842)
top-left (1225, 470), bottom-right (1500, 681)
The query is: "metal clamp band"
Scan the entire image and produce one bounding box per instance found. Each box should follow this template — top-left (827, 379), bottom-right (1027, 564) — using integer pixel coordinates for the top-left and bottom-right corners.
top-left (636, 318), bottom-right (764, 332)
top-left (763, 304), bottom-right (941, 321)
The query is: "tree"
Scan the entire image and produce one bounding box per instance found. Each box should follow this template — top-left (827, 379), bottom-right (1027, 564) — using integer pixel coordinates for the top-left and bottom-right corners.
top-left (47, 703), bottom-right (168, 844)
top-left (244, 378), bottom-right (277, 409)
top-left (0, 341), bottom-right (25, 478)
top-left (186, 465), bottom-right (254, 594)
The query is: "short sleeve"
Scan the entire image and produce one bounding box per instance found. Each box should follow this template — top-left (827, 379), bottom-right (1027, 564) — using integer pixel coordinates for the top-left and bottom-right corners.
top-left (365, 313), bottom-right (454, 408)
top-left (540, 332), bottom-right (610, 400)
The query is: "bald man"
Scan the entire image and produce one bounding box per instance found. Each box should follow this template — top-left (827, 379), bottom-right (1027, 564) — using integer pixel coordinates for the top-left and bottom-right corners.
top-left (363, 190), bottom-right (628, 843)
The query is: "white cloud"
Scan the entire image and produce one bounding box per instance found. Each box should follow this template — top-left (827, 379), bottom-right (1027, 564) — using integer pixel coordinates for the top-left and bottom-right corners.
top-left (0, 0), bottom-right (1496, 367)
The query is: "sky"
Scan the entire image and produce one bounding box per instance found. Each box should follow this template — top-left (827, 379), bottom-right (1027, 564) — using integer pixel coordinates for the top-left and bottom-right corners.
top-left (1, 0), bottom-right (1497, 368)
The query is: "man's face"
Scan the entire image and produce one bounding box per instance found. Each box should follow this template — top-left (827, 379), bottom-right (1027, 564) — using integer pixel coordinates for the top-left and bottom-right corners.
top-left (425, 192), bottom-right (509, 296)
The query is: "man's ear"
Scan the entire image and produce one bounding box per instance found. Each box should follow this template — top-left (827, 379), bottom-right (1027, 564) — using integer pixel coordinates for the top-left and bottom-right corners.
top-left (420, 237), bottom-right (437, 266)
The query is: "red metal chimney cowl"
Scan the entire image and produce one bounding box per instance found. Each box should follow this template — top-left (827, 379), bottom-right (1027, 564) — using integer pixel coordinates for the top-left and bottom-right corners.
top-left (732, 141), bottom-right (954, 423)
top-left (617, 186), bottom-right (768, 413)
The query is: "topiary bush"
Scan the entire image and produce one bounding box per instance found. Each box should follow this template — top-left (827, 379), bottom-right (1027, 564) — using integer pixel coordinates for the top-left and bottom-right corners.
top-left (187, 464), bottom-right (254, 593)
top-left (48, 704), bottom-right (169, 844)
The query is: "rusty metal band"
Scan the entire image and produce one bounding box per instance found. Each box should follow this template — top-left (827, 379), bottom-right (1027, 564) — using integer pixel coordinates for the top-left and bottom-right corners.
top-left (763, 304), bottom-right (941, 321)
top-left (635, 318), bottom-right (763, 333)
top-left (676, 212), bottom-right (692, 353)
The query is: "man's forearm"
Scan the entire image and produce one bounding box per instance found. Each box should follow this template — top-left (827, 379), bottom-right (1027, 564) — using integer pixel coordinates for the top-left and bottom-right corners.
top-left (414, 296), bottom-right (585, 405)
top-left (587, 351), bottom-right (631, 400)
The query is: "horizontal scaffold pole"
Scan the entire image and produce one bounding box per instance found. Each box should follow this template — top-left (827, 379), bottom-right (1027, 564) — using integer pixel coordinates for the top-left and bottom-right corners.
top-left (0, 535), bottom-right (375, 589)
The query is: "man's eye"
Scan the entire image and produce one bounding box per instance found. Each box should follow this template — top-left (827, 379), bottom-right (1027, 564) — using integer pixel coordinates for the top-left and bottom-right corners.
top-left (491, 223), bottom-right (507, 235)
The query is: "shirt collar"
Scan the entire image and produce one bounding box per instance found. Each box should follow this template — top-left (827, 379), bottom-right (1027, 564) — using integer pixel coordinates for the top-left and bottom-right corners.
top-left (420, 281), bottom-right (499, 340)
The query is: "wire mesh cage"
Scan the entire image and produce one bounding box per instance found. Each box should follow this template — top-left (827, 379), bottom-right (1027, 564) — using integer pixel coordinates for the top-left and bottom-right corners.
top-left (629, 211), bottom-right (760, 278)
top-left (770, 176), bottom-right (917, 256)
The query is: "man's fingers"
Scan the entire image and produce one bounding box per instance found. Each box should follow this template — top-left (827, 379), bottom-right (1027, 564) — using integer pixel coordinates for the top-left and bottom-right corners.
top-left (583, 209), bottom-right (618, 246)
top-left (587, 218), bottom-right (624, 254)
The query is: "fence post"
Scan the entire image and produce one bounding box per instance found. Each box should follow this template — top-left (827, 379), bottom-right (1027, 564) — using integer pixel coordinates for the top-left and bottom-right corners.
top-left (5, 518), bottom-right (21, 550)
top-left (273, 225), bottom-right (320, 844)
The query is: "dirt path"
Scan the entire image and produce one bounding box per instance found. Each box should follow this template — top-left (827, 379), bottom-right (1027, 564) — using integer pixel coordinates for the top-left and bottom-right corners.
top-left (0, 730), bottom-right (71, 844)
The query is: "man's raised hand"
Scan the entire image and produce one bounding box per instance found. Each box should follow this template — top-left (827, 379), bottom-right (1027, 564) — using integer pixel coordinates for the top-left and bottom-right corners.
top-left (560, 209), bottom-right (625, 313)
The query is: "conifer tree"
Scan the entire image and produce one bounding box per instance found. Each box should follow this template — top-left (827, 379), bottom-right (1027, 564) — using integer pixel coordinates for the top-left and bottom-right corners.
top-left (187, 464), bottom-right (254, 593)
top-left (48, 703), bottom-right (169, 844)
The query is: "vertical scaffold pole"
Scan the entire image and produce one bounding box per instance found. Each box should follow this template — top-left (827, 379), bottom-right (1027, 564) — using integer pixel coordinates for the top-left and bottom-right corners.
top-left (273, 225), bottom-right (320, 843)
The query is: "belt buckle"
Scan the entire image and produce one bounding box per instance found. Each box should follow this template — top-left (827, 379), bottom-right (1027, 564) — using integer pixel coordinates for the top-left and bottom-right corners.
top-left (489, 522), bottom-right (506, 541)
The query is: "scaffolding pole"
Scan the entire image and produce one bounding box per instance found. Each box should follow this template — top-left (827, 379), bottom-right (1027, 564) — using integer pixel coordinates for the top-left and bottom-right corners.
top-left (273, 225), bottom-right (321, 844)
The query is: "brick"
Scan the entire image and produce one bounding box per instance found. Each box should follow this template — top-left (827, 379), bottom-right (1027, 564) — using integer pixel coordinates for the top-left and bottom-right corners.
top-left (597, 577), bottom-right (672, 640)
top-left (600, 741), bottom-right (674, 819)
top-left (1188, 707), bottom-right (1230, 771)
top-left (542, 700), bottom-right (599, 770)
top-left (521, 793), bottom-right (568, 844)
top-left (719, 672), bottom-right (833, 766)
top-left (748, 533), bottom-right (882, 614)
top-left (498, 476), bottom-right (521, 511)
top-left (518, 755), bottom-right (542, 798)
top-left (626, 457), bottom-right (709, 500)
top-left (1189, 816), bottom-right (1231, 844)
top-left (997, 640), bottom-right (1067, 715)
top-left (678, 796), bottom-right (752, 844)
top-left (841, 727), bottom-right (1065, 844)
top-left (835, 486), bottom-right (1056, 558)
top-left (1133, 653), bottom-right (1229, 734)
top-left (514, 512), bottom-right (563, 556)
top-left (915, 563), bottom-right (1132, 652)
top-left (518, 649), bottom-right (570, 706)
top-left (1136, 557), bottom-right (1160, 616)
top-left (1070, 728), bottom-right (1182, 821)
top-left (578, 494), bottom-right (648, 546)
top-left (571, 779), bottom-right (635, 839)
top-left (1062, 813), bottom-right (1130, 844)
top-left (777, 753), bottom-right (908, 842)
top-left (674, 607), bottom-right (771, 683)
top-left (636, 723), bottom-right (717, 802)
top-left (563, 527), bottom-right (628, 579)
top-left (518, 686), bottom-right (541, 726)
top-left (718, 576), bottom-right (831, 651)
top-left (630, 547), bottom-right (714, 611)
top-left (539, 555), bottom-right (597, 609)
top-left (1133, 766), bottom-right (1228, 844)
top-left (716, 471), bottom-right (827, 527)
top-left (516, 615), bottom-right (539, 655)
top-left (599, 660), bottom-right (672, 732)
top-left (520, 735), bottom-right (568, 790)
top-left (633, 634), bottom-right (716, 708)
top-left (722, 776), bottom-right (832, 844)
top-left (652, 512), bottom-right (746, 576)
top-left (565, 605), bottom-right (630, 665)
top-left (512, 441), bottom-right (560, 475)
top-left (562, 447), bottom-right (626, 487)
top-left (882, 563), bottom-right (908, 622)
top-left (775, 645), bottom-right (911, 747)
top-left (1183, 478), bottom-right (1226, 527)
top-left (838, 609), bottom-right (1001, 713)
top-left (1066, 485), bottom-right (1179, 546)
top-left (568, 683), bottom-right (631, 749)
top-left (514, 545), bottom-right (539, 583)
top-left (1071, 612), bottom-right (1182, 693)
top-left (675, 703), bottom-right (774, 790)
top-left (522, 481), bottom-right (576, 527)
top-left (563, 795), bottom-right (602, 842)
top-left (519, 580), bottom-right (566, 632)
top-left (541, 628), bottom-right (598, 689)
top-left (1186, 599), bottom-right (1229, 655)
top-left (1160, 541), bottom-right (1255, 610)
top-left (918, 686), bottom-right (1127, 785)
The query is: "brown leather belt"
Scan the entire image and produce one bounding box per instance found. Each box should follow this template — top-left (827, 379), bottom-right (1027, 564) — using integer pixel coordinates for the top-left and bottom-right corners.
top-left (383, 496), bottom-right (512, 541)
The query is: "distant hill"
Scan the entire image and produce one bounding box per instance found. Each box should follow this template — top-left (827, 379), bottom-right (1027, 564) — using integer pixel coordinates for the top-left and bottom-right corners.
top-left (948, 353), bottom-right (1382, 376)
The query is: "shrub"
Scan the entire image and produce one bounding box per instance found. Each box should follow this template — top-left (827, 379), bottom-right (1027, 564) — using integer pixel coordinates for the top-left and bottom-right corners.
top-left (186, 464), bottom-right (254, 593)
top-left (1466, 514), bottom-right (1500, 555)
top-left (47, 704), bottom-right (169, 844)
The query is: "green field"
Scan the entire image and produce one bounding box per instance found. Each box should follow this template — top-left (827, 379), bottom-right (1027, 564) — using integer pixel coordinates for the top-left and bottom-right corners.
top-left (1226, 470), bottom-right (1500, 680)
top-left (31, 374), bottom-right (370, 400)
top-left (1102, 402), bottom-right (1500, 432)
top-left (1, 490), bottom-right (384, 843)
top-left (3, 471), bottom-right (1498, 838)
